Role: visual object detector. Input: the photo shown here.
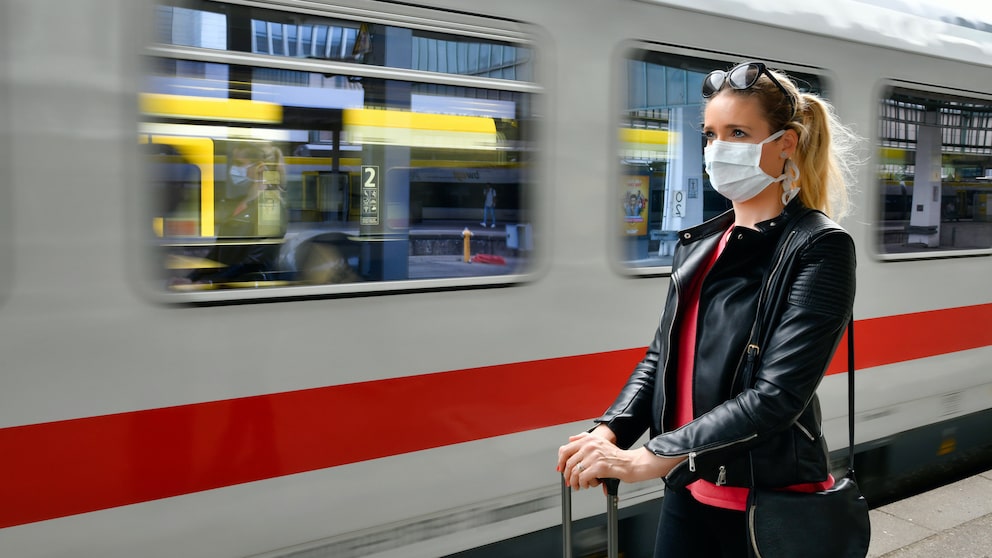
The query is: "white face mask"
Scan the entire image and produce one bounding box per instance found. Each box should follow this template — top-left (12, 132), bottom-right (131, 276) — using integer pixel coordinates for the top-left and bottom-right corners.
top-left (705, 130), bottom-right (798, 203)
top-left (229, 164), bottom-right (252, 185)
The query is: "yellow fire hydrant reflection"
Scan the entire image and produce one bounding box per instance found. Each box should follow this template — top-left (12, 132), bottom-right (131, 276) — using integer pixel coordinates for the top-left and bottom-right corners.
top-left (462, 227), bottom-right (473, 263)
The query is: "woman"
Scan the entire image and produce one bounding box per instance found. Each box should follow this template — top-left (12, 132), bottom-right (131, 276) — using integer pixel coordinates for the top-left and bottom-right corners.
top-left (182, 143), bottom-right (288, 285)
top-left (556, 62), bottom-right (860, 557)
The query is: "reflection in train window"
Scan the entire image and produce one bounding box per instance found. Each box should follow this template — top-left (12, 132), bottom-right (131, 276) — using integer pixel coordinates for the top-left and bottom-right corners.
top-left (152, 1), bottom-right (533, 80)
top-left (618, 50), bottom-right (822, 270)
top-left (877, 85), bottom-right (992, 256)
top-left (145, 1), bottom-right (539, 296)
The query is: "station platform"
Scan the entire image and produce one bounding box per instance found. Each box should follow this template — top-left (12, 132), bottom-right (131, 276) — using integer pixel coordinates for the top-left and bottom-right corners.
top-left (867, 467), bottom-right (992, 557)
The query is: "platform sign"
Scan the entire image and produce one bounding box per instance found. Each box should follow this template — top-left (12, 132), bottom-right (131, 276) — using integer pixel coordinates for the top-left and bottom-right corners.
top-left (361, 165), bottom-right (380, 225)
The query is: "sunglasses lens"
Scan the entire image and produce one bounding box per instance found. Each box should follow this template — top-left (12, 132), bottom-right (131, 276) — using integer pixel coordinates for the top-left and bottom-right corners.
top-left (705, 62), bottom-right (795, 115)
top-left (702, 71), bottom-right (726, 97)
top-left (728, 63), bottom-right (761, 90)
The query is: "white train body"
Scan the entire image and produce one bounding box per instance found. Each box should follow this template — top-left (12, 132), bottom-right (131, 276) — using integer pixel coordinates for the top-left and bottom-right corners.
top-left (1, 0), bottom-right (990, 557)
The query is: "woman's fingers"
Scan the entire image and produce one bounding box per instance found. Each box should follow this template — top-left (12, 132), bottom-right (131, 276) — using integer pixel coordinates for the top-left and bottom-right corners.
top-left (559, 434), bottom-right (616, 489)
top-left (558, 439), bottom-right (586, 488)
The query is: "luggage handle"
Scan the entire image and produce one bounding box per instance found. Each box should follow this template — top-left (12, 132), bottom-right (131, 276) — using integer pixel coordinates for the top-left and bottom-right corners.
top-left (561, 475), bottom-right (620, 558)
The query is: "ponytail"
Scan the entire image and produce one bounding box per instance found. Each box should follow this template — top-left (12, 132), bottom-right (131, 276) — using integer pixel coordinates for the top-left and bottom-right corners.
top-left (789, 93), bottom-right (861, 221)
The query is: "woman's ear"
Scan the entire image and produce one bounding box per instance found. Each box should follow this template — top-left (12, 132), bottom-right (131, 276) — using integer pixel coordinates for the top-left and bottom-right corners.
top-left (781, 128), bottom-right (799, 158)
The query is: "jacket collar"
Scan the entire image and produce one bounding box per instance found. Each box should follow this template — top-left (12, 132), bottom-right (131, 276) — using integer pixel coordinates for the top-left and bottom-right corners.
top-left (677, 197), bottom-right (808, 245)
top-left (755, 196), bottom-right (807, 233)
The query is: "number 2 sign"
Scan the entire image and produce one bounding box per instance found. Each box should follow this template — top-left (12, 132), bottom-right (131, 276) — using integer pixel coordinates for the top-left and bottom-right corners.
top-left (361, 165), bottom-right (380, 226)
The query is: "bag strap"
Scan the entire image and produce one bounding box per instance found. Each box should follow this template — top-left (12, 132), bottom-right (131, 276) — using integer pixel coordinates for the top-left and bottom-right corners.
top-left (746, 318), bottom-right (856, 488)
top-left (741, 207), bottom-right (857, 485)
top-left (846, 317), bottom-right (856, 476)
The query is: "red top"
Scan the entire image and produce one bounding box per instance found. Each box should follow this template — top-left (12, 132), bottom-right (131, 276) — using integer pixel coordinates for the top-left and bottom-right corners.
top-left (673, 227), bottom-right (833, 511)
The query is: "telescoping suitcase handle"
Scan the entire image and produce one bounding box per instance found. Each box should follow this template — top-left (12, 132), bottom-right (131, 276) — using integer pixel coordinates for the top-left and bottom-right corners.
top-left (561, 475), bottom-right (620, 558)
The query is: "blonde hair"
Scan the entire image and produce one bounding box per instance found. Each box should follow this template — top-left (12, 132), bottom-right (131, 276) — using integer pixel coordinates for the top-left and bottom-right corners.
top-left (231, 143), bottom-right (286, 189)
top-left (788, 92), bottom-right (861, 221)
top-left (712, 65), bottom-right (862, 221)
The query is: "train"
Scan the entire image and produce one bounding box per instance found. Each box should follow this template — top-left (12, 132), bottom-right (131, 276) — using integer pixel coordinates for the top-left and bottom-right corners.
top-left (1, 0), bottom-right (991, 557)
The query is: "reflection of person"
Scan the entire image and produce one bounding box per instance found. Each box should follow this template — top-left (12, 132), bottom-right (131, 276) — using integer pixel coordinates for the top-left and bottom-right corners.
top-left (481, 183), bottom-right (497, 228)
top-left (222, 143), bottom-right (287, 232)
top-left (557, 61), bottom-right (859, 557)
top-left (181, 143), bottom-right (287, 285)
top-left (945, 201), bottom-right (958, 221)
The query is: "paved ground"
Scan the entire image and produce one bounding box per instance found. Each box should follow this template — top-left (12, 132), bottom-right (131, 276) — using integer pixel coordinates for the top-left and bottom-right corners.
top-left (867, 467), bottom-right (992, 557)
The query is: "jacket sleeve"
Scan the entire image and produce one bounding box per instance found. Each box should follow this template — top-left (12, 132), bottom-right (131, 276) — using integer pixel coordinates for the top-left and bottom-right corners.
top-left (646, 227), bottom-right (856, 481)
top-left (593, 297), bottom-right (672, 450)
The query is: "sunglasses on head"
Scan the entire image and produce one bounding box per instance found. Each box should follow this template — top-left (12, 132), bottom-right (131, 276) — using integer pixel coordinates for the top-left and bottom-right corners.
top-left (701, 62), bottom-right (795, 116)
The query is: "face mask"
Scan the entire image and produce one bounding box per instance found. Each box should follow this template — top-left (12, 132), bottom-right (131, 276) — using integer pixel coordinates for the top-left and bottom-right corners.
top-left (229, 164), bottom-right (252, 185)
top-left (705, 130), bottom-right (795, 203)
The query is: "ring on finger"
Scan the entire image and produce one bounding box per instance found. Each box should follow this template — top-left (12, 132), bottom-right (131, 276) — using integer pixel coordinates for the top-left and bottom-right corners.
top-left (576, 463), bottom-right (584, 472)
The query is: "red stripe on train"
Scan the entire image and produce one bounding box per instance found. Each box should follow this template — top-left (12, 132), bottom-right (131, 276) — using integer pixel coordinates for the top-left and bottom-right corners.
top-left (1, 303), bottom-right (990, 528)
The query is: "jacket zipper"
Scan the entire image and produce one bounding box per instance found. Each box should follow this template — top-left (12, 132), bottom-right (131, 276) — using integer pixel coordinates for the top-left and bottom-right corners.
top-left (744, 224), bottom-right (808, 558)
top-left (795, 421), bottom-right (816, 441)
top-left (659, 272), bottom-right (683, 426)
top-left (680, 432), bottom-right (758, 476)
top-left (730, 229), bottom-right (798, 394)
top-left (668, 226), bottom-right (764, 483)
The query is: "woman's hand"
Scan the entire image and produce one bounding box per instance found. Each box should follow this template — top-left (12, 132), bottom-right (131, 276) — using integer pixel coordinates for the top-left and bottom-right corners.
top-left (556, 425), bottom-right (616, 489)
top-left (557, 427), bottom-right (685, 490)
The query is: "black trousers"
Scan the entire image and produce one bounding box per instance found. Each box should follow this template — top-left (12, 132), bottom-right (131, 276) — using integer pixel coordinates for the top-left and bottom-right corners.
top-left (653, 485), bottom-right (749, 558)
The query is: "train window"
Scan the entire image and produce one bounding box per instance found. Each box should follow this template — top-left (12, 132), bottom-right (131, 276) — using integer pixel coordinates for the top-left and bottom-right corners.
top-left (876, 84), bottom-right (992, 258)
top-left (144, 1), bottom-right (540, 300)
top-left (617, 49), bottom-right (823, 272)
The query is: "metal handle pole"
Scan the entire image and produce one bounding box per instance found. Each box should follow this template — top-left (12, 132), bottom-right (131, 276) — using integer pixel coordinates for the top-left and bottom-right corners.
top-left (604, 478), bottom-right (620, 558)
top-left (561, 474), bottom-right (572, 558)
top-left (563, 475), bottom-right (620, 558)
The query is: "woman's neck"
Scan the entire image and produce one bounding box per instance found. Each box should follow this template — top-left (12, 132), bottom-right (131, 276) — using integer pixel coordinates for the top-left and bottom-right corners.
top-left (732, 184), bottom-right (785, 229)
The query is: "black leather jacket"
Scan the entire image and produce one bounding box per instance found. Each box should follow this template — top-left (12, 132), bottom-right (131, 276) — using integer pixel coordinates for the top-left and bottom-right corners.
top-left (596, 200), bottom-right (856, 490)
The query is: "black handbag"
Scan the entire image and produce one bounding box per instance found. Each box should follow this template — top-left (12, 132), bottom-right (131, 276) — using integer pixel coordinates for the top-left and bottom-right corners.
top-left (745, 318), bottom-right (871, 558)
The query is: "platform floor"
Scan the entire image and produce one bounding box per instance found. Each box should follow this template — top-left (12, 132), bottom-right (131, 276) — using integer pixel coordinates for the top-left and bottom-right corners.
top-left (868, 467), bottom-right (992, 557)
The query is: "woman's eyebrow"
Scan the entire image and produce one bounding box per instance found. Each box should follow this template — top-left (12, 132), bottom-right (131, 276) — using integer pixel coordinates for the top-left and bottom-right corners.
top-left (702, 123), bottom-right (754, 132)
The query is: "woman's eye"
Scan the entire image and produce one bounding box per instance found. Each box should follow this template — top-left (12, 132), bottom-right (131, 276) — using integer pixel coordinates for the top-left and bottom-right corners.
top-left (732, 129), bottom-right (746, 138)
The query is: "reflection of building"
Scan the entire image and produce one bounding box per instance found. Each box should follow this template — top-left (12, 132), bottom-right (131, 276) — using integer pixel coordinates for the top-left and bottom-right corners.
top-left (147, 4), bottom-right (539, 292)
top-left (878, 87), bottom-right (992, 252)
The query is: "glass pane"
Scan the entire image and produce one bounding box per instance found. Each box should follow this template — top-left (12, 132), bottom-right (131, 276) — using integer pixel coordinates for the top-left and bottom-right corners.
top-left (145, 3), bottom-right (538, 295)
top-left (618, 51), bottom-right (823, 269)
top-left (153, 2), bottom-right (534, 82)
top-left (877, 86), bottom-right (992, 254)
